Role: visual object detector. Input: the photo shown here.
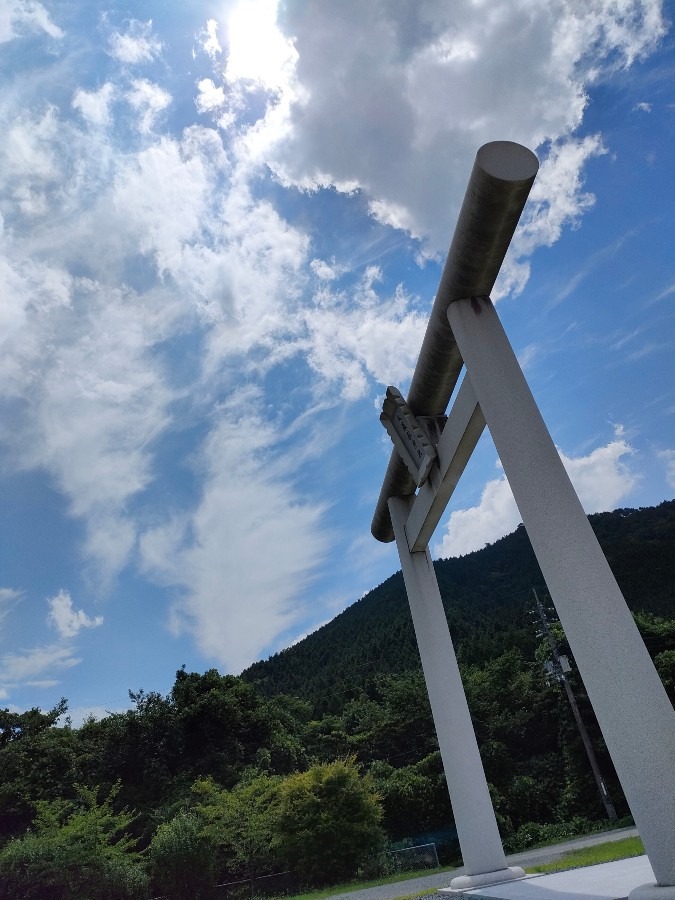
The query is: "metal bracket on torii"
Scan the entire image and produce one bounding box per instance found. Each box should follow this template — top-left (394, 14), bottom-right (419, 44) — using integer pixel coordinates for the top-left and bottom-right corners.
top-left (373, 143), bottom-right (675, 899)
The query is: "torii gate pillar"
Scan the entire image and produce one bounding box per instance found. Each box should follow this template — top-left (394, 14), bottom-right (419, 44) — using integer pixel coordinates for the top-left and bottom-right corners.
top-left (447, 295), bottom-right (675, 898)
top-left (389, 494), bottom-right (525, 890)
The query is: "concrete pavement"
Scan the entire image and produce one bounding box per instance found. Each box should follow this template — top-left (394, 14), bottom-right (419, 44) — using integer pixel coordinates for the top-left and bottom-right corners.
top-left (444, 855), bottom-right (654, 900)
top-left (323, 827), bottom-right (643, 900)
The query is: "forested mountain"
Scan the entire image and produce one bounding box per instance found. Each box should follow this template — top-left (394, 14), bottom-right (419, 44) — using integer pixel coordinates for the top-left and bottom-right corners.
top-left (0, 501), bottom-right (673, 898)
top-left (242, 500), bottom-right (675, 708)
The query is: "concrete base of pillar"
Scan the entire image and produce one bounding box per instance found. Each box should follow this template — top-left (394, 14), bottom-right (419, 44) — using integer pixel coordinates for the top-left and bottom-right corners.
top-left (440, 866), bottom-right (526, 892)
top-left (629, 884), bottom-right (675, 900)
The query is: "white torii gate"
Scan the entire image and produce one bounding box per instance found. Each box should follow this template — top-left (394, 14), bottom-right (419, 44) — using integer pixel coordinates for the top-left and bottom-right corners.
top-left (372, 142), bottom-right (675, 899)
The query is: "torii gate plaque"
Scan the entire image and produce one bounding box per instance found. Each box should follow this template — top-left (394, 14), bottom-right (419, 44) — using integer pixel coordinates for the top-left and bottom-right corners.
top-left (373, 142), bottom-right (675, 899)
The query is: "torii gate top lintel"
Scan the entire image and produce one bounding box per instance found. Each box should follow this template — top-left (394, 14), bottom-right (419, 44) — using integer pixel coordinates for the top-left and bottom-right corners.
top-left (371, 140), bottom-right (539, 543)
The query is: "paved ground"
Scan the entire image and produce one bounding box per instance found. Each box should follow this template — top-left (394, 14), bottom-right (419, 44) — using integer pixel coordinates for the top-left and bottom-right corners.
top-left (453, 855), bottom-right (654, 900)
top-left (325, 827), bottom-right (641, 900)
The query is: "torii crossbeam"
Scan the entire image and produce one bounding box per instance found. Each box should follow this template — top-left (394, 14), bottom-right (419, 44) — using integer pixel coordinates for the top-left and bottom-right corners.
top-left (373, 142), bottom-right (675, 899)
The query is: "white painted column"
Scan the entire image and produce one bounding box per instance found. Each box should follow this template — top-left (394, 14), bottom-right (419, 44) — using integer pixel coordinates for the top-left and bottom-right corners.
top-left (448, 295), bottom-right (675, 896)
top-left (389, 495), bottom-right (524, 890)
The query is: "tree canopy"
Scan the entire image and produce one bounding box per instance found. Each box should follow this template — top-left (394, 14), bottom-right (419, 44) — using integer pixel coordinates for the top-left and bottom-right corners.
top-left (0, 500), bottom-right (673, 895)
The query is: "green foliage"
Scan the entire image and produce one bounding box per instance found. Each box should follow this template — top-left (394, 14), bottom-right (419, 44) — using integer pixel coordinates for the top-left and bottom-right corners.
top-left (0, 699), bottom-right (67, 747)
top-left (147, 810), bottom-right (216, 900)
top-left (370, 753), bottom-right (451, 840)
top-left (0, 783), bottom-right (148, 899)
top-left (0, 701), bottom-right (77, 840)
top-left (504, 815), bottom-right (612, 853)
top-left (172, 668), bottom-right (273, 785)
top-left (193, 773), bottom-right (283, 879)
top-left (277, 759), bottom-right (385, 885)
top-left (73, 689), bottom-right (183, 844)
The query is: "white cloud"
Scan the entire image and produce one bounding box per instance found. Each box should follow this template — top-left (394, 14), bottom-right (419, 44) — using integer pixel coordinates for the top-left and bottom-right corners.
top-left (126, 79), bottom-right (171, 134)
top-left (198, 19), bottom-right (222, 60)
top-left (563, 437), bottom-right (638, 510)
top-left (496, 135), bottom-right (607, 298)
top-left (436, 475), bottom-right (521, 559)
top-left (0, 92), bottom-right (312, 591)
top-left (108, 19), bottom-right (162, 65)
top-left (112, 129), bottom-right (226, 276)
top-left (139, 394), bottom-right (329, 672)
top-left (310, 258), bottom-right (341, 282)
top-left (302, 268), bottom-right (427, 400)
top-left (196, 79), bottom-right (226, 114)
top-left (649, 281), bottom-right (675, 306)
top-left (0, 262), bottom-right (177, 580)
top-left (0, 0), bottom-right (63, 43)
top-left (256, 0), bottom-right (665, 270)
top-left (47, 590), bottom-right (103, 639)
top-left (1, 106), bottom-right (61, 217)
top-left (517, 343), bottom-right (540, 370)
top-left (435, 436), bottom-right (639, 557)
top-left (72, 84), bottom-right (116, 127)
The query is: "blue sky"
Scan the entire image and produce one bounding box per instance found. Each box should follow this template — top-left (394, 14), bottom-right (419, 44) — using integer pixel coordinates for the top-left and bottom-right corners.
top-left (0, 0), bottom-right (673, 724)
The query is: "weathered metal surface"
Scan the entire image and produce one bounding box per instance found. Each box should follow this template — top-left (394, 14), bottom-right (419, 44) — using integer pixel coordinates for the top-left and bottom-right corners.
top-left (371, 141), bottom-right (538, 543)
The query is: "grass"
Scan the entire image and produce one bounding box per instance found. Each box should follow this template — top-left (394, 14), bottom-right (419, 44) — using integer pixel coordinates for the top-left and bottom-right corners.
top-left (525, 836), bottom-right (645, 874)
top-left (282, 835), bottom-right (645, 900)
top-left (282, 868), bottom-right (453, 900)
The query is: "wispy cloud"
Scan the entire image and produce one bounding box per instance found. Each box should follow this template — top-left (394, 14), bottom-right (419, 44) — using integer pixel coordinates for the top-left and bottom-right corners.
top-left (108, 19), bottom-right (163, 65)
top-left (125, 79), bottom-right (171, 134)
top-left (139, 393), bottom-right (330, 672)
top-left (0, 0), bottom-right (64, 44)
top-left (649, 280), bottom-right (675, 306)
top-left (547, 226), bottom-right (639, 308)
top-left (0, 644), bottom-right (80, 685)
top-left (301, 267), bottom-right (427, 400)
top-left (0, 588), bottom-right (22, 626)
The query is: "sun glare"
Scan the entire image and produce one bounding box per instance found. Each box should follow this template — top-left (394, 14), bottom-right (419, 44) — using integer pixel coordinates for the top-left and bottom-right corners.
top-left (224, 0), bottom-right (296, 91)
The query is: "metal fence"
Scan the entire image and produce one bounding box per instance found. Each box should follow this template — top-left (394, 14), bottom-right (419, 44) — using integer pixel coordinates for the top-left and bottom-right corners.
top-left (386, 841), bottom-right (440, 872)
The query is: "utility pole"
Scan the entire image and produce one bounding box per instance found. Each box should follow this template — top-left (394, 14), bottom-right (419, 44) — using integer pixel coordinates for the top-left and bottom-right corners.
top-left (531, 588), bottom-right (618, 823)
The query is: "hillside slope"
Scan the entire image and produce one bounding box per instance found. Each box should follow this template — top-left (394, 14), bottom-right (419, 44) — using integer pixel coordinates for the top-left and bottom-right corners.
top-left (242, 500), bottom-right (675, 710)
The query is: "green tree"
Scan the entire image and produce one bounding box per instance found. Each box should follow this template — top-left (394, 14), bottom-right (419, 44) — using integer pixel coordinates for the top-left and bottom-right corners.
top-left (276, 759), bottom-right (384, 885)
top-left (370, 752), bottom-right (452, 840)
top-left (0, 783), bottom-right (148, 899)
top-left (74, 690), bottom-right (183, 844)
top-left (147, 810), bottom-right (216, 900)
top-left (0, 701), bottom-right (78, 841)
top-left (194, 773), bottom-right (282, 880)
top-left (172, 669), bottom-right (272, 785)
